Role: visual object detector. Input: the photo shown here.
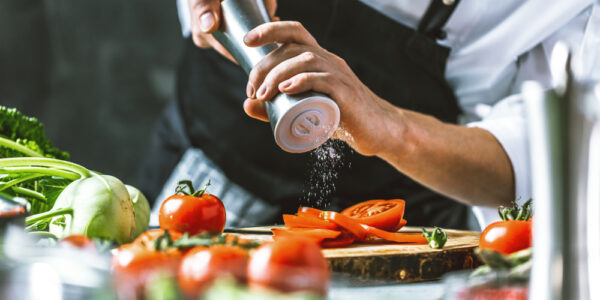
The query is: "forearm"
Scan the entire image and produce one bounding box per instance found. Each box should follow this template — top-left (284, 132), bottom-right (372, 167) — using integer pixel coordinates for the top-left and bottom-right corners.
top-left (376, 107), bottom-right (514, 207)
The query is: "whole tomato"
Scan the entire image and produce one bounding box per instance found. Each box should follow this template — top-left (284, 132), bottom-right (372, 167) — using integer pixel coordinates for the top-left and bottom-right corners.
top-left (159, 180), bottom-right (226, 235)
top-left (59, 234), bottom-right (96, 251)
top-left (479, 220), bottom-right (532, 255)
top-left (178, 245), bottom-right (249, 298)
top-left (112, 232), bottom-right (183, 299)
top-left (479, 200), bottom-right (533, 255)
top-left (247, 236), bottom-right (330, 296)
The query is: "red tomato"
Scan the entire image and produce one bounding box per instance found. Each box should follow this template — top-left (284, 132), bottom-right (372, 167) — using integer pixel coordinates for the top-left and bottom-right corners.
top-left (59, 234), bottom-right (96, 251)
top-left (322, 211), bottom-right (368, 241)
top-left (178, 245), bottom-right (249, 298)
top-left (479, 220), bottom-right (532, 255)
top-left (159, 193), bottom-right (226, 235)
top-left (361, 224), bottom-right (427, 244)
top-left (320, 230), bottom-right (356, 248)
top-left (283, 214), bottom-right (338, 230)
top-left (247, 236), bottom-right (330, 295)
top-left (112, 242), bottom-right (182, 299)
top-left (297, 206), bottom-right (325, 218)
top-left (271, 228), bottom-right (341, 244)
top-left (341, 199), bottom-right (405, 231)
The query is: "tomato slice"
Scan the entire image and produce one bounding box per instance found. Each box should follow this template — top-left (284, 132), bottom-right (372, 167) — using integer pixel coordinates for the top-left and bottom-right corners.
top-left (322, 211), bottom-right (368, 241)
top-left (297, 206), bottom-right (324, 218)
top-left (341, 199), bottom-right (405, 232)
top-left (320, 231), bottom-right (356, 248)
top-left (271, 228), bottom-right (341, 244)
top-left (393, 219), bottom-right (408, 231)
top-left (283, 214), bottom-right (338, 230)
top-left (361, 224), bottom-right (427, 244)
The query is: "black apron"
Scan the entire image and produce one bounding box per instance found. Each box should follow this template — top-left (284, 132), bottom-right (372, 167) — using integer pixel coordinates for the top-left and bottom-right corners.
top-left (138, 0), bottom-right (470, 229)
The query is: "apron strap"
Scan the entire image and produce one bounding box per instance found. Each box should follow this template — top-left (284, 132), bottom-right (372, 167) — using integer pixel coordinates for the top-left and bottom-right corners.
top-left (417, 0), bottom-right (461, 39)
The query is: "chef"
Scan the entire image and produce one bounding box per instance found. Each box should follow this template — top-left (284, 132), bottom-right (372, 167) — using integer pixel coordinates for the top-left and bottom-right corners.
top-left (138, 0), bottom-right (599, 229)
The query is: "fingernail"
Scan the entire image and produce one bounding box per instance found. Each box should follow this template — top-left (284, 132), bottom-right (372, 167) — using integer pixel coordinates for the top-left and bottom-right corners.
top-left (280, 80), bottom-right (292, 90)
top-left (200, 12), bottom-right (215, 32)
top-left (244, 31), bottom-right (257, 44)
top-left (257, 85), bottom-right (267, 98)
top-left (246, 82), bottom-right (255, 98)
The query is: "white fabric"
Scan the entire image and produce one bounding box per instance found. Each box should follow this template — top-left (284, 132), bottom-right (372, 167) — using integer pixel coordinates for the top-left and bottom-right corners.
top-left (176, 0), bottom-right (600, 228)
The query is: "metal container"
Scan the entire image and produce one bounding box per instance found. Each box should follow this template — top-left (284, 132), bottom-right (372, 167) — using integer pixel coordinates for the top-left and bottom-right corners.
top-left (525, 43), bottom-right (600, 300)
top-left (213, 0), bottom-right (340, 153)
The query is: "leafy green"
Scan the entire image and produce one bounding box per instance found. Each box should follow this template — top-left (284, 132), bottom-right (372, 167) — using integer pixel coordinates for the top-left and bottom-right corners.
top-left (0, 106), bottom-right (69, 159)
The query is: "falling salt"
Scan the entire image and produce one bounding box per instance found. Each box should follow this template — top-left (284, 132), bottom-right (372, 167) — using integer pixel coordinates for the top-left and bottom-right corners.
top-left (301, 127), bottom-right (354, 207)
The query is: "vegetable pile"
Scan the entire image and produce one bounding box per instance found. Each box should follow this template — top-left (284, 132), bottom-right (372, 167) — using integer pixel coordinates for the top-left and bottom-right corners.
top-left (0, 106), bottom-right (150, 243)
top-left (113, 181), bottom-right (329, 300)
top-left (274, 199), bottom-right (430, 247)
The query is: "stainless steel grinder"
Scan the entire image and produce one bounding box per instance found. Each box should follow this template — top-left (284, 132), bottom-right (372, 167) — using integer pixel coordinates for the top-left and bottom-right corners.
top-left (212, 0), bottom-right (341, 153)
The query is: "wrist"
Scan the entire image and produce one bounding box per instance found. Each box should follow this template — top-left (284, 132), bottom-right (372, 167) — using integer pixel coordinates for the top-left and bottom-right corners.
top-left (373, 105), bottom-right (417, 163)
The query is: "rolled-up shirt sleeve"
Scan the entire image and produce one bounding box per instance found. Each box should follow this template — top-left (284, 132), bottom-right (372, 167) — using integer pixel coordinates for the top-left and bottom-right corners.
top-left (467, 95), bottom-right (530, 229)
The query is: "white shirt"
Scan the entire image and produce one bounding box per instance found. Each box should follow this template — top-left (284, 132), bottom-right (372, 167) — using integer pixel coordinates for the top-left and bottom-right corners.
top-left (176, 0), bottom-right (600, 229)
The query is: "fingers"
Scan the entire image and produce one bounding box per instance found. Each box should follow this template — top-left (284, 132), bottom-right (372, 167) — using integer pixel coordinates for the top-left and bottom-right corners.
top-left (278, 72), bottom-right (338, 98)
top-left (244, 21), bottom-right (318, 48)
top-left (189, 0), bottom-right (221, 34)
top-left (249, 47), bottom-right (327, 100)
top-left (243, 98), bottom-right (269, 122)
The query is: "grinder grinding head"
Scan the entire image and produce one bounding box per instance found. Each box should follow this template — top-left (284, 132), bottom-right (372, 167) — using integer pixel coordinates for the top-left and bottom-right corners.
top-left (272, 95), bottom-right (340, 153)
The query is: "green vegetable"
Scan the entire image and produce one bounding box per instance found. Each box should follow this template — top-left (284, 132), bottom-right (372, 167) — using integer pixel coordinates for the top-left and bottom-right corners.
top-left (471, 247), bottom-right (532, 282)
top-left (0, 107), bottom-right (144, 244)
top-left (1, 157), bottom-right (138, 244)
top-left (0, 106), bottom-right (70, 213)
top-left (421, 227), bottom-right (448, 249)
top-left (0, 106), bottom-right (69, 159)
top-left (126, 185), bottom-right (150, 238)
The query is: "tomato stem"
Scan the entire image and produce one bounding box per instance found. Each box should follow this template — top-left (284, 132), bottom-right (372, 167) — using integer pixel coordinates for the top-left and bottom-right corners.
top-left (193, 179), bottom-right (211, 197)
top-left (174, 179), bottom-right (211, 197)
top-left (498, 198), bottom-right (533, 221)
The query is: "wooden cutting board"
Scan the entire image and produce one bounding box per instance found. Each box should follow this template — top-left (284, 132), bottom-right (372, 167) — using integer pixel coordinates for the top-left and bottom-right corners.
top-left (229, 226), bottom-right (481, 283)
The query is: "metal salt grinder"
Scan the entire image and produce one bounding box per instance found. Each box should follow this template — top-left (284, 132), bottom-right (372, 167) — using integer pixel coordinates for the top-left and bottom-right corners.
top-left (525, 42), bottom-right (600, 300)
top-left (212, 0), bottom-right (340, 153)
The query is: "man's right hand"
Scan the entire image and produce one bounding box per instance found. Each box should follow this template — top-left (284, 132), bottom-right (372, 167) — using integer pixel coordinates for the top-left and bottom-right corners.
top-left (188, 0), bottom-right (278, 63)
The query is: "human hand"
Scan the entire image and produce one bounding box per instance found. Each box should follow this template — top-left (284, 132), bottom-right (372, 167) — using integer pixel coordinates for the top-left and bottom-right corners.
top-left (242, 21), bottom-right (403, 156)
top-left (187, 0), bottom-right (278, 62)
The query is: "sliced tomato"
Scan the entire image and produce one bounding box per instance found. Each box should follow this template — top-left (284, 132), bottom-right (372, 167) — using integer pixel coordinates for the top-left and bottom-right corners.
top-left (361, 224), bottom-right (427, 244)
top-left (322, 211), bottom-right (368, 241)
top-left (321, 231), bottom-right (356, 248)
top-left (283, 214), bottom-right (338, 230)
top-left (272, 228), bottom-right (341, 244)
top-left (297, 206), bottom-right (324, 218)
top-left (341, 199), bottom-right (405, 232)
top-left (394, 219), bottom-right (408, 231)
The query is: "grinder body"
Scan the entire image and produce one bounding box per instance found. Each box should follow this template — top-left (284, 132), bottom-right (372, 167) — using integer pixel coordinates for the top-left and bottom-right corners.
top-left (212, 0), bottom-right (340, 153)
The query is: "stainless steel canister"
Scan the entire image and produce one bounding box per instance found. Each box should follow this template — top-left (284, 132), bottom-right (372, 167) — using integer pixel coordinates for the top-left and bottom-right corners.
top-left (212, 0), bottom-right (340, 153)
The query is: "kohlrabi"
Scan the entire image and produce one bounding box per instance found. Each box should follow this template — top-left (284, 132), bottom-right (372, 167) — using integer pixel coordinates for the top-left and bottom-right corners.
top-left (1, 157), bottom-right (145, 244)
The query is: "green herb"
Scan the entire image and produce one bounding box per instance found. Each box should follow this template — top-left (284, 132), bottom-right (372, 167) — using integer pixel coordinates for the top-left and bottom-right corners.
top-left (421, 227), bottom-right (448, 249)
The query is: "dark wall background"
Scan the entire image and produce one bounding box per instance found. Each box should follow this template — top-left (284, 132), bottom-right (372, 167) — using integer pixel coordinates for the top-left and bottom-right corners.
top-left (0, 0), bottom-right (183, 184)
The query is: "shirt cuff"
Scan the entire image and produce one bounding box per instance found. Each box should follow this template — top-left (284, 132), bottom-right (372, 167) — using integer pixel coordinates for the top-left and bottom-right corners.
top-left (467, 94), bottom-right (532, 228)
